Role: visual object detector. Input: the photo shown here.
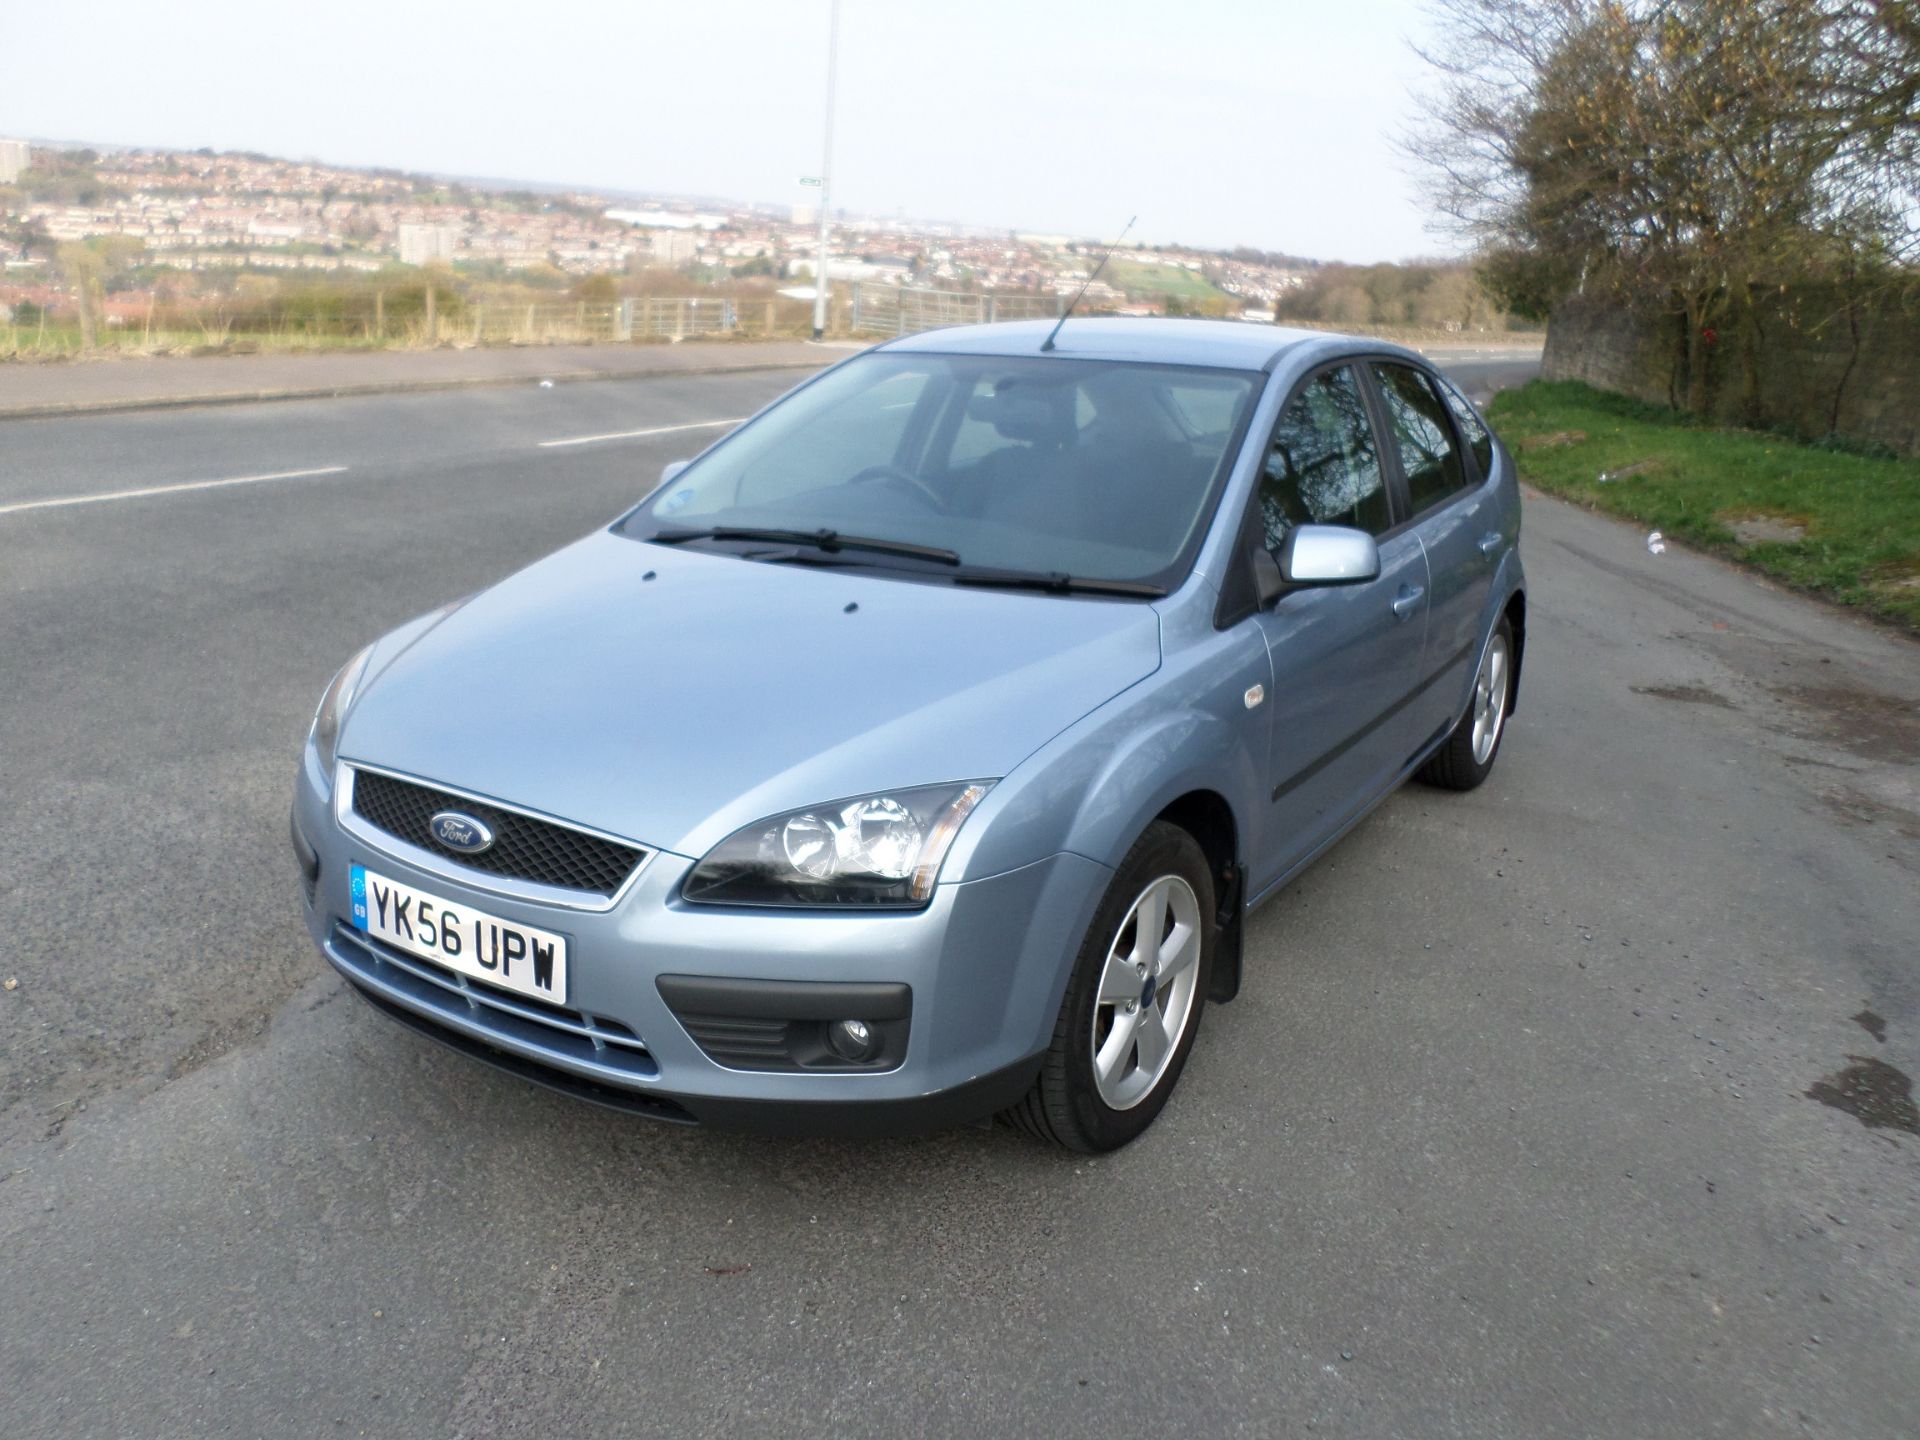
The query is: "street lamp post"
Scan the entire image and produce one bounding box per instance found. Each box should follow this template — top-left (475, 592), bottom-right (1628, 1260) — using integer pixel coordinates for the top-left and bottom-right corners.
top-left (812, 0), bottom-right (840, 340)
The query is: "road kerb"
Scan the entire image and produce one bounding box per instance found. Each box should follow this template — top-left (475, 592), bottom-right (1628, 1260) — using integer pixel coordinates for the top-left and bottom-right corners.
top-left (0, 357), bottom-right (832, 424)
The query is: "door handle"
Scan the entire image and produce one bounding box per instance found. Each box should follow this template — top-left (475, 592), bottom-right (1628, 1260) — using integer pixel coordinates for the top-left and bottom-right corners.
top-left (1391, 584), bottom-right (1424, 620)
top-left (1477, 531), bottom-right (1503, 557)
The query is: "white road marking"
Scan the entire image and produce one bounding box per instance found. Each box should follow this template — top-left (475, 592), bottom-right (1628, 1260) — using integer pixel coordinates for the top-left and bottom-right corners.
top-left (538, 417), bottom-right (743, 449)
top-left (0, 465), bottom-right (351, 518)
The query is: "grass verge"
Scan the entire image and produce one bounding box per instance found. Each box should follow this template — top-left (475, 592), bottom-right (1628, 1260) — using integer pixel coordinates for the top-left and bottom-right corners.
top-left (1488, 380), bottom-right (1920, 632)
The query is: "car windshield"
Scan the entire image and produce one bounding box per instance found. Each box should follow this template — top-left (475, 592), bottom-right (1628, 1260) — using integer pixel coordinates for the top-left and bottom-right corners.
top-left (618, 352), bottom-right (1262, 589)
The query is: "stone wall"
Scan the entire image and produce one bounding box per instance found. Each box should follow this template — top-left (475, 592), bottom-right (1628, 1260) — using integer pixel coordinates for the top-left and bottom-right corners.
top-left (1542, 285), bottom-right (1920, 457)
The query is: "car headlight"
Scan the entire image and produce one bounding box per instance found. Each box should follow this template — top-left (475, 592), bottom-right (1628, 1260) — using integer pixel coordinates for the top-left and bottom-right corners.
top-left (683, 782), bottom-right (994, 908)
top-left (309, 643), bottom-right (375, 776)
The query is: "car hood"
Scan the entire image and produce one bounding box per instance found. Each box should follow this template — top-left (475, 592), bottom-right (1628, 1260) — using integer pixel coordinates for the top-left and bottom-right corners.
top-left (341, 530), bottom-right (1162, 857)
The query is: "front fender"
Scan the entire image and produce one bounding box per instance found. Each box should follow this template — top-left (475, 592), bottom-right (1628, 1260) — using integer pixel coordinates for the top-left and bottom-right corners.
top-left (948, 619), bottom-right (1268, 882)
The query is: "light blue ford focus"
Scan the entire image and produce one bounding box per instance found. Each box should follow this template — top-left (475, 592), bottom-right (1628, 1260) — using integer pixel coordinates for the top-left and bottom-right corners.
top-left (291, 318), bottom-right (1526, 1151)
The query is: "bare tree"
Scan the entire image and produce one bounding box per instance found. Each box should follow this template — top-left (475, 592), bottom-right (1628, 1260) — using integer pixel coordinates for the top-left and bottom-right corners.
top-left (1407, 0), bottom-right (1920, 413)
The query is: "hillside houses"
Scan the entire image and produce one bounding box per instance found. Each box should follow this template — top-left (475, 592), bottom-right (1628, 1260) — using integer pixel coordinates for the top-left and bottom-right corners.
top-left (3, 142), bottom-right (1314, 314)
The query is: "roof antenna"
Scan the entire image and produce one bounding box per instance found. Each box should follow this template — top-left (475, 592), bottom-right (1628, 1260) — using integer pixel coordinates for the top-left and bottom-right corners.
top-left (1040, 216), bottom-right (1135, 352)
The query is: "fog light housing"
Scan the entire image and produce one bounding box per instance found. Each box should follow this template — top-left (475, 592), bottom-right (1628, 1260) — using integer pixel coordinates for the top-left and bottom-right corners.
top-left (826, 1017), bottom-right (878, 1063)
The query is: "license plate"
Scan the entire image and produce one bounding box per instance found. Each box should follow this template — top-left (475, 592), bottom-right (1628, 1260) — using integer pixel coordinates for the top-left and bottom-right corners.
top-left (350, 864), bottom-right (568, 1005)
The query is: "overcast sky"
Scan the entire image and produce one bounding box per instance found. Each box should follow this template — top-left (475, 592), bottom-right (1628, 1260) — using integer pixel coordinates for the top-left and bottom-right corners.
top-left (3, 0), bottom-right (1455, 263)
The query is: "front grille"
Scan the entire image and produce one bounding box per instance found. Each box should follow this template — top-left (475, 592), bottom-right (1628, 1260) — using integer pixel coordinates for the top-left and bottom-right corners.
top-left (351, 768), bottom-right (646, 897)
top-left (330, 923), bottom-right (657, 1080)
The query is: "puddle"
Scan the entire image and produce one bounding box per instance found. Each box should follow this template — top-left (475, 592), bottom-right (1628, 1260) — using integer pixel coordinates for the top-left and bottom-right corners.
top-left (1853, 1009), bottom-right (1889, 1043)
top-left (1633, 683), bottom-right (1737, 709)
top-left (1806, 1056), bottom-right (1919, 1137)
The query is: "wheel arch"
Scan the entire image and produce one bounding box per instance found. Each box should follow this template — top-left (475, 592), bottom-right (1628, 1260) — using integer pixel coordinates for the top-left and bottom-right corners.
top-left (1503, 586), bottom-right (1527, 715)
top-left (1153, 789), bottom-right (1246, 1004)
top-left (947, 650), bottom-right (1266, 1008)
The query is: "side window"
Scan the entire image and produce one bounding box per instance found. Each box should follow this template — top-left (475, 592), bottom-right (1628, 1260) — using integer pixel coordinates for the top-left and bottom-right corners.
top-left (1258, 365), bottom-right (1392, 547)
top-left (1370, 363), bottom-right (1468, 515)
top-left (1436, 376), bottom-right (1494, 477)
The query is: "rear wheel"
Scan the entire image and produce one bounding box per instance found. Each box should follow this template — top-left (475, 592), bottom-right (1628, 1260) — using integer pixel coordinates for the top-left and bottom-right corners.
top-left (1419, 616), bottom-right (1513, 791)
top-left (1004, 822), bottom-right (1214, 1152)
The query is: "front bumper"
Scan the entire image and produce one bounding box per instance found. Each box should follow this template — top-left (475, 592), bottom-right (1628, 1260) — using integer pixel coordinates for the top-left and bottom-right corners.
top-left (293, 754), bottom-right (1107, 1135)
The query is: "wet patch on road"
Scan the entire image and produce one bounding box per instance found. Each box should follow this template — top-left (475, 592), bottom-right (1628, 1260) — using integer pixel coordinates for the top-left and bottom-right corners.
top-left (1770, 683), bottom-right (1920, 765)
top-left (1633, 683), bottom-right (1737, 708)
top-left (1807, 1057), bottom-right (1919, 1137)
top-left (1813, 785), bottom-right (1920, 855)
top-left (1779, 753), bottom-right (1854, 771)
top-left (1853, 1009), bottom-right (1889, 1043)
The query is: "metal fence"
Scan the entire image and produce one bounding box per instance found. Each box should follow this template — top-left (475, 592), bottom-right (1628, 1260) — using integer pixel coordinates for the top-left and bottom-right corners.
top-left (849, 285), bottom-right (1063, 337)
top-left (467, 297), bottom-right (739, 344)
top-left (8, 286), bottom-right (1059, 357)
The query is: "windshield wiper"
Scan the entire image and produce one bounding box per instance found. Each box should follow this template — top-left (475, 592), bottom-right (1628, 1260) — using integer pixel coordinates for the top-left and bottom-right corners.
top-left (646, 527), bottom-right (1157, 595)
top-left (950, 569), bottom-right (1167, 599)
top-left (648, 526), bottom-right (960, 566)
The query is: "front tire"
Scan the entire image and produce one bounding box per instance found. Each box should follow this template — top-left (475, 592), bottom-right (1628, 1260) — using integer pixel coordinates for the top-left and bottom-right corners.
top-left (1005, 822), bottom-right (1215, 1152)
top-left (1419, 616), bottom-right (1513, 792)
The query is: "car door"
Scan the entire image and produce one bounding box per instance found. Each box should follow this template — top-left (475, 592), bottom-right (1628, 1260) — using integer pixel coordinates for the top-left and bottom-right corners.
top-left (1366, 361), bottom-right (1499, 746)
top-left (1246, 362), bottom-right (1430, 891)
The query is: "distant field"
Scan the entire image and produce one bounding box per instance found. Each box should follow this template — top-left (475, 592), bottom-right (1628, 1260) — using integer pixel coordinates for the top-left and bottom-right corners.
top-left (1490, 380), bottom-right (1920, 630)
top-left (1103, 258), bottom-right (1229, 303)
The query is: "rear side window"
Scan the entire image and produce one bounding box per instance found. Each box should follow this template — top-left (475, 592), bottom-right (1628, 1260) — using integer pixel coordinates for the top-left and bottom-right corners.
top-left (1437, 377), bottom-right (1494, 477)
top-left (1258, 365), bottom-right (1392, 546)
top-left (1371, 363), bottom-right (1468, 516)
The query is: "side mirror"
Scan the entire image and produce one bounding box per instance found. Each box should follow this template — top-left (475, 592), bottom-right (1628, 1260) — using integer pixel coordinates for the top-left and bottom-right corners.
top-left (660, 459), bottom-right (692, 487)
top-left (1275, 524), bottom-right (1381, 588)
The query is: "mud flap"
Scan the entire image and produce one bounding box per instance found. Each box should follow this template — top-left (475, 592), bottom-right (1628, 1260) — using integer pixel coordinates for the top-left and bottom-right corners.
top-left (1209, 864), bottom-right (1245, 1003)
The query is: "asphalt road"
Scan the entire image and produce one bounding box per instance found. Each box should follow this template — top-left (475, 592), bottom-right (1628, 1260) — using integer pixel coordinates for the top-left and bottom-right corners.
top-left (2, 351), bottom-right (1917, 1438)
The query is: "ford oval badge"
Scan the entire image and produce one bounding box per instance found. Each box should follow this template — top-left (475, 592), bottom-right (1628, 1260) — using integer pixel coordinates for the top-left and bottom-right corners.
top-left (429, 810), bottom-right (495, 855)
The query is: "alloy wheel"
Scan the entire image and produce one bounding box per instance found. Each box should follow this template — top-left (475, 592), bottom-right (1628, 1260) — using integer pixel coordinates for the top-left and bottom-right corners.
top-left (1089, 874), bottom-right (1203, 1110)
top-left (1471, 632), bottom-right (1510, 766)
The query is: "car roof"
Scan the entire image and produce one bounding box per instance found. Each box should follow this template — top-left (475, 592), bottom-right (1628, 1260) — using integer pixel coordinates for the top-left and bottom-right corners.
top-left (875, 316), bottom-right (1365, 372)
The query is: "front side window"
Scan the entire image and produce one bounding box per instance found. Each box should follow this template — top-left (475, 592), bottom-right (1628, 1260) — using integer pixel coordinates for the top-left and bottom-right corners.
top-left (1436, 376), bottom-right (1494, 477)
top-left (1371, 363), bottom-right (1468, 516)
top-left (1257, 365), bottom-right (1392, 547)
top-left (624, 352), bottom-right (1262, 589)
